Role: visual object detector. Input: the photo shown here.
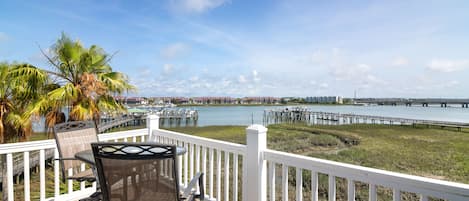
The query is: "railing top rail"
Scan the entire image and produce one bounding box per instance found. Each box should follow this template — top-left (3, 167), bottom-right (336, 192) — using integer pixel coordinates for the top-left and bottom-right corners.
top-left (155, 129), bottom-right (247, 155)
top-left (98, 128), bottom-right (147, 141)
top-left (0, 129), bottom-right (148, 154)
top-left (264, 149), bottom-right (469, 200)
top-left (0, 139), bottom-right (57, 154)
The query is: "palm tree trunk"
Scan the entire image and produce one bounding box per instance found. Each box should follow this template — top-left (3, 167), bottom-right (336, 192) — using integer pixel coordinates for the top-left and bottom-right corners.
top-left (0, 117), bottom-right (4, 144)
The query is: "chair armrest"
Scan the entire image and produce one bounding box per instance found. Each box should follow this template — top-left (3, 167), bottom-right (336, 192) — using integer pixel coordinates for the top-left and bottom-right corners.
top-left (182, 172), bottom-right (205, 201)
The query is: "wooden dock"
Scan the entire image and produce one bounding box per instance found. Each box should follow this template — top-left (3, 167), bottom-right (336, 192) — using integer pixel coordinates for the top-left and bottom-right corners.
top-left (98, 116), bottom-right (144, 133)
top-left (264, 107), bottom-right (469, 131)
top-left (156, 109), bottom-right (199, 127)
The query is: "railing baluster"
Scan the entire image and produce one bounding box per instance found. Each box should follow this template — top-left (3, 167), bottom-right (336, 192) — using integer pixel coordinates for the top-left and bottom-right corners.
top-left (202, 146), bottom-right (207, 195)
top-left (347, 179), bottom-right (355, 201)
top-left (160, 139), bottom-right (165, 176)
top-left (132, 136), bottom-right (136, 142)
top-left (369, 184), bottom-right (376, 201)
top-left (242, 154), bottom-right (247, 201)
top-left (296, 167), bottom-right (303, 201)
top-left (184, 142), bottom-right (189, 186)
top-left (7, 153), bottom-right (13, 201)
top-left (269, 161), bottom-right (276, 201)
top-left (196, 145), bottom-right (200, 173)
top-left (392, 189), bottom-right (401, 201)
top-left (54, 149), bottom-right (60, 198)
top-left (164, 137), bottom-right (169, 177)
top-left (217, 149), bottom-right (222, 200)
top-left (224, 152), bottom-right (230, 201)
top-left (329, 175), bottom-right (336, 201)
top-left (68, 168), bottom-right (73, 194)
top-left (80, 163), bottom-right (86, 190)
top-left (24, 151), bottom-right (30, 201)
top-left (195, 145), bottom-right (201, 193)
top-left (170, 139), bottom-right (175, 180)
top-left (311, 171), bottom-right (318, 201)
top-left (282, 164), bottom-right (288, 201)
top-left (178, 141), bottom-right (183, 185)
top-left (233, 154), bottom-right (238, 201)
top-left (209, 148), bottom-right (214, 198)
top-left (190, 143), bottom-right (195, 180)
top-left (40, 149), bottom-right (46, 200)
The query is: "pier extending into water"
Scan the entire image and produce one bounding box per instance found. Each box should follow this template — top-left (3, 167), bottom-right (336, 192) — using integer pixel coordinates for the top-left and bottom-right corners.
top-left (354, 98), bottom-right (469, 108)
top-left (98, 116), bottom-right (145, 133)
top-left (155, 109), bottom-right (199, 127)
top-left (264, 107), bottom-right (469, 131)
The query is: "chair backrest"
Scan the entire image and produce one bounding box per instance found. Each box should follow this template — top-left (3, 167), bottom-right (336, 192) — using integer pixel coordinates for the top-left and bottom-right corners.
top-left (92, 142), bottom-right (180, 201)
top-left (53, 121), bottom-right (98, 175)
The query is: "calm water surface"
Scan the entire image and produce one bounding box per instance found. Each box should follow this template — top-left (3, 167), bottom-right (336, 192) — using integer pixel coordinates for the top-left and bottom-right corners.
top-left (184, 105), bottom-right (469, 126)
top-left (33, 105), bottom-right (469, 131)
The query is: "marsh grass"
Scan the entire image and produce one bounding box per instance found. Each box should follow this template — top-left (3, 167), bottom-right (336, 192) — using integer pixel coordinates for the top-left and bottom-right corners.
top-left (5, 124), bottom-right (467, 200)
top-left (166, 123), bottom-right (469, 200)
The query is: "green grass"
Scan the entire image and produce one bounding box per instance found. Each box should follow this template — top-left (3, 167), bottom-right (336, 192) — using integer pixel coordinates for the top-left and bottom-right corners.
top-left (5, 124), bottom-right (467, 200)
top-left (166, 124), bottom-right (469, 200)
top-left (165, 124), bottom-right (469, 184)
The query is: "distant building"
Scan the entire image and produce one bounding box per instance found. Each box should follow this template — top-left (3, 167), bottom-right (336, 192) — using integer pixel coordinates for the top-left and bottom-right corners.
top-left (240, 97), bottom-right (280, 104)
top-left (305, 96), bottom-right (343, 104)
top-left (115, 96), bottom-right (147, 105)
top-left (191, 97), bottom-right (237, 104)
top-left (151, 97), bottom-right (190, 104)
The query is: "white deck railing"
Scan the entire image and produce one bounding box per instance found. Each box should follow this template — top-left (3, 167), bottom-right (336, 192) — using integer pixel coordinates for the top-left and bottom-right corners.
top-left (264, 149), bottom-right (469, 201)
top-left (152, 129), bottom-right (246, 201)
top-left (0, 128), bottom-right (148, 201)
top-left (0, 115), bottom-right (468, 201)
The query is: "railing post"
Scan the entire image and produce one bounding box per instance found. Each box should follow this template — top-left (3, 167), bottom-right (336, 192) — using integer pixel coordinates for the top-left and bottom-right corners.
top-left (147, 114), bottom-right (159, 139)
top-left (245, 124), bottom-right (267, 201)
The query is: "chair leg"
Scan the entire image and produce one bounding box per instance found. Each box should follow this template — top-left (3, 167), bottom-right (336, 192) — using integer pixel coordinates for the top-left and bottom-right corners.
top-left (198, 173), bottom-right (205, 200)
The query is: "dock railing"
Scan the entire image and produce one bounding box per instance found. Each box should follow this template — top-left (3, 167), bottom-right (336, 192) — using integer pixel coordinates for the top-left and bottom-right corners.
top-left (1, 115), bottom-right (469, 200)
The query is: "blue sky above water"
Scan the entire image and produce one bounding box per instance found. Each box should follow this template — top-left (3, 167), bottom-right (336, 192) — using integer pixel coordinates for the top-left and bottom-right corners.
top-left (1, 0), bottom-right (469, 98)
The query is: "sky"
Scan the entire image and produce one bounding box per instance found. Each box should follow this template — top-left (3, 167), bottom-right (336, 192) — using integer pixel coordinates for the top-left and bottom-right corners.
top-left (1, 0), bottom-right (469, 98)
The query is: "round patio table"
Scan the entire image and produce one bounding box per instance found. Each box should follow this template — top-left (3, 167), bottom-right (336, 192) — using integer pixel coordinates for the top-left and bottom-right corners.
top-left (75, 145), bottom-right (187, 165)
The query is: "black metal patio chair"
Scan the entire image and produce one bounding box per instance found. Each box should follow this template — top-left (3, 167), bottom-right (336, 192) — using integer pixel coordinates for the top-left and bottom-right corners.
top-left (92, 142), bottom-right (205, 201)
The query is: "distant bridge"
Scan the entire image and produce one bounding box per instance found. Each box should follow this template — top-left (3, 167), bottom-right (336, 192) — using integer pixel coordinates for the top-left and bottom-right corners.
top-left (354, 98), bottom-right (469, 108)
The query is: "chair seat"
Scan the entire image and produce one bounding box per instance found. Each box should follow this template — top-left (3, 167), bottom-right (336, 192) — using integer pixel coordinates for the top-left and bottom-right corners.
top-left (68, 169), bottom-right (96, 182)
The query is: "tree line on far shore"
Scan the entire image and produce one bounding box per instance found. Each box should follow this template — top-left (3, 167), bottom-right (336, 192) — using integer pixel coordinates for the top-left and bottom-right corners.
top-left (0, 33), bottom-right (135, 143)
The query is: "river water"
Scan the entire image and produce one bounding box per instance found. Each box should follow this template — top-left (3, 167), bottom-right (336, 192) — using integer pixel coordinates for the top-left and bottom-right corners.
top-left (33, 105), bottom-right (469, 131)
top-left (181, 105), bottom-right (469, 127)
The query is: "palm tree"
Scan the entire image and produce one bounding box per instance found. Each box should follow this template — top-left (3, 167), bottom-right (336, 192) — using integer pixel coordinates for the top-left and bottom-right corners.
top-left (29, 33), bottom-right (135, 134)
top-left (0, 62), bottom-right (47, 143)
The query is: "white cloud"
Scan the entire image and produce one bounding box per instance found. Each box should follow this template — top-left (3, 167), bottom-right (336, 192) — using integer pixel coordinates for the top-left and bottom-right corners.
top-left (161, 43), bottom-right (190, 59)
top-left (189, 76), bottom-right (199, 81)
top-left (331, 63), bottom-right (371, 81)
top-left (0, 32), bottom-right (9, 42)
top-left (238, 75), bottom-right (247, 83)
top-left (169, 0), bottom-right (229, 14)
top-left (319, 83), bottom-right (329, 89)
top-left (427, 59), bottom-right (469, 72)
top-left (252, 70), bottom-right (260, 82)
top-left (163, 64), bottom-right (174, 74)
top-left (311, 51), bottom-right (324, 63)
top-left (442, 80), bottom-right (459, 88)
top-left (391, 57), bottom-right (409, 66)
